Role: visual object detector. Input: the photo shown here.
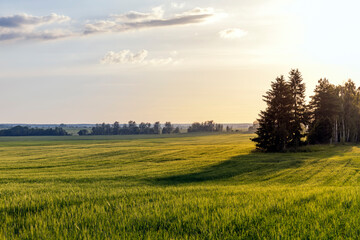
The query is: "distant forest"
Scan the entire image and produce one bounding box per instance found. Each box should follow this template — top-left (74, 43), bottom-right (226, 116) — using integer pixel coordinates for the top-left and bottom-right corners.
top-left (0, 126), bottom-right (69, 136)
top-left (253, 69), bottom-right (360, 152)
top-left (0, 121), bottom-right (226, 136)
top-left (82, 120), bottom-right (224, 136)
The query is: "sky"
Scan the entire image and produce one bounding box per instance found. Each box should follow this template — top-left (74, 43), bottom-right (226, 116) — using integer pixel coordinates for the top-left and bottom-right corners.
top-left (1, 0), bottom-right (360, 124)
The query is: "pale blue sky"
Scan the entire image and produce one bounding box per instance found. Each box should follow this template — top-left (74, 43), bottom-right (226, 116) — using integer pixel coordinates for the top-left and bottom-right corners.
top-left (1, 0), bottom-right (360, 123)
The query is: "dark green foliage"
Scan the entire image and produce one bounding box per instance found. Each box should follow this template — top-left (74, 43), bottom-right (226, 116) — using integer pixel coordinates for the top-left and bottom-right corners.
top-left (308, 79), bottom-right (339, 143)
top-left (288, 69), bottom-right (308, 148)
top-left (187, 120), bottom-right (223, 133)
top-left (253, 69), bottom-right (360, 150)
top-left (252, 75), bottom-right (293, 152)
top-left (173, 127), bottom-right (180, 133)
top-left (308, 79), bottom-right (341, 144)
top-left (153, 121), bottom-right (161, 134)
top-left (139, 122), bottom-right (154, 134)
top-left (78, 129), bottom-right (89, 136)
top-left (0, 126), bottom-right (69, 136)
top-left (89, 120), bottom-right (222, 136)
top-left (126, 121), bottom-right (140, 135)
top-left (89, 121), bottom-right (179, 135)
top-left (91, 121), bottom-right (140, 135)
top-left (162, 122), bottom-right (174, 134)
top-left (113, 121), bottom-right (120, 135)
top-left (91, 123), bottom-right (112, 135)
top-left (339, 80), bottom-right (360, 142)
top-left (308, 117), bottom-right (333, 144)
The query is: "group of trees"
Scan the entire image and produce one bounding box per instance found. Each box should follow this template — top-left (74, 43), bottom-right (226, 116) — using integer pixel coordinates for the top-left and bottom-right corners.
top-left (83, 120), bottom-right (224, 136)
top-left (252, 69), bottom-right (307, 152)
top-left (308, 78), bottom-right (360, 144)
top-left (162, 122), bottom-right (180, 134)
top-left (187, 121), bottom-right (223, 133)
top-left (0, 121), bottom-right (224, 137)
top-left (82, 121), bottom-right (180, 136)
top-left (0, 126), bottom-right (69, 136)
top-left (253, 69), bottom-right (360, 152)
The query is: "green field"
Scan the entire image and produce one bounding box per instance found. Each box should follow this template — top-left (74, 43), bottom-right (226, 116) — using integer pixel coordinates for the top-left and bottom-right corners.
top-left (1, 133), bottom-right (360, 239)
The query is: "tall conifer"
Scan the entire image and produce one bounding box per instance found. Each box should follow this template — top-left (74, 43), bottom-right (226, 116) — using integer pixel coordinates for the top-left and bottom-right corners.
top-left (252, 76), bottom-right (292, 151)
top-left (308, 79), bottom-right (340, 144)
top-left (288, 69), bottom-right (308, 148)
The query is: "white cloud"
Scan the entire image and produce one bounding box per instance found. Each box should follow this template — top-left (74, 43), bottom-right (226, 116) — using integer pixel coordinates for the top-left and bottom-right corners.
top-left (112, 6), bottom-right (164, 23)
top-left (0, 6), bottom-right (226, 42)
top-left (177, 7), bottom-right (214, 16)
top-left (85, 7), bottom-right (225, 34)
top-left (101, 50), bottom-right (178, 66)
top-left (101, 50), bottom-right (148, 64)
top-left (219, 28), bottom-right (247, 39)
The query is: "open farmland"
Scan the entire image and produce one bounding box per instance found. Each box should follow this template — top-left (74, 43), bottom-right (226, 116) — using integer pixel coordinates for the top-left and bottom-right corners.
top-left (1, 133), bottom-right (360, 239)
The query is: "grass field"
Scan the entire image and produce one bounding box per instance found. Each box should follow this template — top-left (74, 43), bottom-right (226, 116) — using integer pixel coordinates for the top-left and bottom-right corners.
top-left (1, 133), bottom-right (360, 239)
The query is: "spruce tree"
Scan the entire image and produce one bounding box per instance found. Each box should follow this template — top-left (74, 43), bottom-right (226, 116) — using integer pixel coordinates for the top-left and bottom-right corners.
top-left (288, 69), bottom-right (308, 148)
top-left (308, 79), bottom-right (340, 144)
top-left (252, 76), bottom-right (292, 152)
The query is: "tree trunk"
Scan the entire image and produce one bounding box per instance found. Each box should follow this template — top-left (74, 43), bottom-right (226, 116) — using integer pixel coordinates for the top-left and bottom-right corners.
top-left (342, 118), bottom-right (345, 143)
top-left (335, 119), bottom-right (338, 143)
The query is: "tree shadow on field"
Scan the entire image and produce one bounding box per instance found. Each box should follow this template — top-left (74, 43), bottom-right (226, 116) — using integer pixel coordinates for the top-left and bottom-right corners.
top-left (152, 145), bottom-right (353, 185)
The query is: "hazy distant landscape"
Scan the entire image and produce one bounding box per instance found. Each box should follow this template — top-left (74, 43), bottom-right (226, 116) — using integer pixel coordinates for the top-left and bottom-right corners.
top-left (0, 123), bottom-right (253, 130)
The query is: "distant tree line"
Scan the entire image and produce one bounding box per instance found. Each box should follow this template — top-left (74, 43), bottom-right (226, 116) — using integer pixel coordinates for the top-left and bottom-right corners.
top-left (0, 126), bottom-right (69, 136)
top-left (81, 120), bottom-right (224, 136)
top-left (187, 120), bottom-right (223, 133)
top-left (0, 121), bottom-right (227, 137)
top-left (80, 121), bottom-right (181, 136)
top-left (253, 69), bottom-right (360, 152)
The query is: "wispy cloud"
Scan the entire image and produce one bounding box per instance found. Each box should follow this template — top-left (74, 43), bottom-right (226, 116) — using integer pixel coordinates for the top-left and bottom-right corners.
top-left (0, 6), bottom-right (226, 42)
top-left (0, 13), bottom-right (70, 28)
top-left (101, 49), bottom-right (178, 66)
top-left (85, 7), bottom-right (224, 34)
top-left (0, 29), bottom-right (74, 41)
top-left (0, 13), bottom-right (73, 41)
top-left (101, 50), bottom-right (148, 64)
top-left (219, 28), bottom-right (247, 39)
top-left (113, 6), bottom-right (164, 22)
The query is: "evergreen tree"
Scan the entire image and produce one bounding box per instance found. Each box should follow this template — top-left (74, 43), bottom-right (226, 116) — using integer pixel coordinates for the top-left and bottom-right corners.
top-left (288, 69), bottom-right (308, 148)
top-left (308, 79), bottom-right (340, 144)
top-left (252, 76), bottom-right (293, 152)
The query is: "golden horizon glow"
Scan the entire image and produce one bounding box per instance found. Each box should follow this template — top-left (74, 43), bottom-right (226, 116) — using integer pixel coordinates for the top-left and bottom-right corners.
top-left (1, 0), bottom-right (360, 123)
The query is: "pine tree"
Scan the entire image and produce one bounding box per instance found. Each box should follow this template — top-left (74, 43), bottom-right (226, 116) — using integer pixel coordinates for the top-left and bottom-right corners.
top-left (308, 78), bottom-right (340, 144)
top-left (252, 76), bottom-right (292, 152)
top-left (288, 69), bottom-right (308, 148)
